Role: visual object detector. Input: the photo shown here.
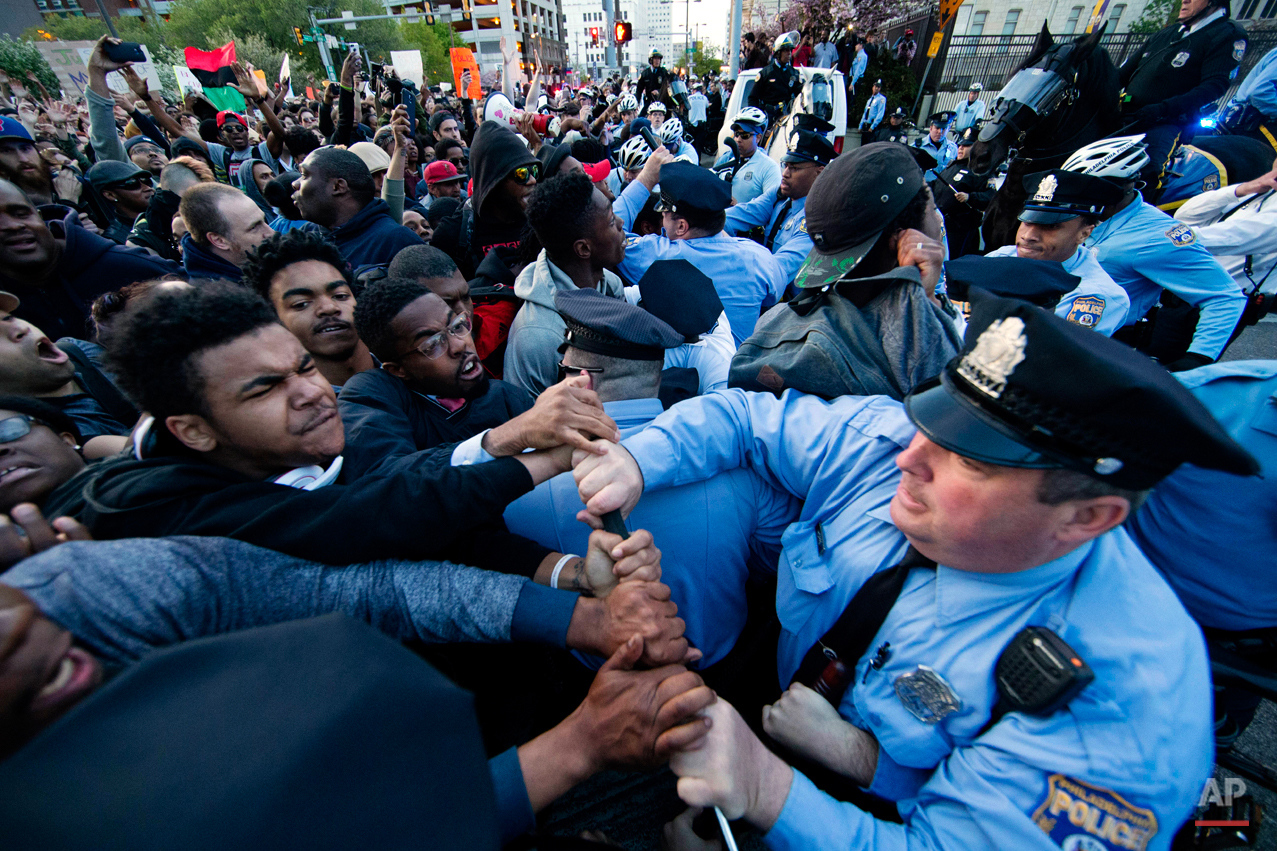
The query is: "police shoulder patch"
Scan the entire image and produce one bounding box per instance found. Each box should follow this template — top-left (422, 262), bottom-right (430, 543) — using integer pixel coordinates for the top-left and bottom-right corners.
top-left (1032, 774), bottom-right (1159, 851)
top-left (1066, 295), bottom-right (1105, 326)
top-left (797, 216), bottom-right (808, 233)
top-left (1165, 223), bottom-right (1196, 246)
top-left (624, 235), bottom-right (642, 247)
top-left (1234, 39), bottom-right (1247, 62)
top-left (1203, 173), bottom-right (1220, 192)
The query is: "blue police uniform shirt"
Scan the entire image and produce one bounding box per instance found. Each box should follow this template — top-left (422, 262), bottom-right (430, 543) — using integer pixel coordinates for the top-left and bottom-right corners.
top-left (502, 397), bottom-right (799, 667)
top-left (713, 146), bottom-right (781, 204)
top-left (862, 92), bottom-right (887, 129)
top-left (851, 50), bottom-right (868, 86)
top-left (915, 134), bottom-right (958, 182)
top-left (1232, 45), bottom-right (1277, 118)
top-left (724, 187), bottom-right (812, 287)
top-left (953, 97), bottom-right (986, 132)
top-left (1086, 197), bottom-right (1245, 359)
top-left (613, 179), bottom-right (785, 345)
top-left (622, 389), bottom-right (1212, 851)
top-left (986, 244), bottom-right (1131, 335)
top-left (1127, 360), bottom-right (1277, 632)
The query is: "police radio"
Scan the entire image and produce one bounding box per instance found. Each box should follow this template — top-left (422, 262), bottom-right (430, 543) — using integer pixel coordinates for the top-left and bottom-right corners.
top-left (994, 626), bottom-right (1094, 718)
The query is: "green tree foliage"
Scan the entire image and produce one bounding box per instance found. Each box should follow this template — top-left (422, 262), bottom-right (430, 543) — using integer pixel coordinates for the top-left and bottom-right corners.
top-left (847, 51), bottom-right (916, 125)
top-left (1130, 0), bottom-right (1180, 33)
top-left (673, 40), bottom-right (723, 77)
top-left (400, 19), bottom-right (456, 85)
top-left (0, 35), bottom-right (62, 97)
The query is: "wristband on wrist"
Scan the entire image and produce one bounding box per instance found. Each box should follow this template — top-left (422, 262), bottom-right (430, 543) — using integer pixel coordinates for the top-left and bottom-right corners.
top-left (549, 553), bottom-right (578, 590)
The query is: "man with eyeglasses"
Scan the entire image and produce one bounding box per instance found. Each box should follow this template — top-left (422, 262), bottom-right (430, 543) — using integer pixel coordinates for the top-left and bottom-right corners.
top-left (126, 136), bottom-right (169, 178)
top-left (86, 161), bottom-right (154, 246)
top-left (725, 127), bottom-right (836, 292)
top-left (713, 106), bottom-right (780, 205)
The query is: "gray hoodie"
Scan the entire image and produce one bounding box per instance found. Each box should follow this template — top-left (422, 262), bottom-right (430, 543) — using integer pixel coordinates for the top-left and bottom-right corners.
top-left (503, 249), bottom-right (625, 396)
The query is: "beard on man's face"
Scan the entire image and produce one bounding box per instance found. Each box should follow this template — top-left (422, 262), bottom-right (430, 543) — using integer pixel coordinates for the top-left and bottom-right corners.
top-left (0, 159), bottom-right (52, 197)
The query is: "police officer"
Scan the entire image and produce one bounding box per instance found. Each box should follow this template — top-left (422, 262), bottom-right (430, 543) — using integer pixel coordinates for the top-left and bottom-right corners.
top-left (859, 79), bottom-right (887, 133)
top-left (953, 82), bottom-right (986, 136)
top-left (915, 113), bottom-right (958, 182)
top-left (1118, 0), bottom-right (1248, 198)
top-left (503, 281), bottom-right (797, 670)
top-left (612, 158), bottom-right (784, 345)
top-left (714, 106), bottom-right (781, 204)
top-left (637, 49), bottom-right (674, 115)
top-left (1220, 44), bottom-right (1277, 140)
top-left (873, 107), bottom-right (910, 144)
top-left (931, 125), bottom-right (992, 257)
top-left (1064, 135), bottom-right (1246, 368)
top-left (1126, 360), bottom-right (1277, 746)
top-left (749, 31), bottom-right (804, 126)
top-left (984, 169), bottom-right (1132, 335)
top-left (573, 288), bottom-right (1258, 851)
top-left (725, 127), bottom-right (837, 289)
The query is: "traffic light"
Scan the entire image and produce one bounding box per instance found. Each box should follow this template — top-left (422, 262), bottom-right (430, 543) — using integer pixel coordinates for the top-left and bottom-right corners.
top-left (590, 26), bottom-right (599, 46)
top-left (293, 26), bottom-right (305, 46)
top-left (614, 22), bottom-right (632, 45)
top-left (460, 0), bottom-right (471, 22)
top-left (424, 1), bottom-right (435, 25)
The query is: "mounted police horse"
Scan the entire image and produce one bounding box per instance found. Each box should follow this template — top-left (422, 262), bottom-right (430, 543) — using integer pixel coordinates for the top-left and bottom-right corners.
top-left (973, 23), bottom-right (1274, 250)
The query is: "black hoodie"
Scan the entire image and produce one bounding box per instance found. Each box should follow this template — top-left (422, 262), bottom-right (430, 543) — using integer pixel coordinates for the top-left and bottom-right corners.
top-left (430, 121), bottom-right (538, 278)
top-left (42, 445), bottom-right (551, 573)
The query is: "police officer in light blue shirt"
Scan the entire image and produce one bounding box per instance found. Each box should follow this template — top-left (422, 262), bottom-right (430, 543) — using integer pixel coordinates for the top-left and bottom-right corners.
top-left (985, 169), bottom-right (1132, 336)
top-left (574, 289), bottom-right (1258, 851)
top-left (724, 127), bottom-right (837, 290)
top-left (503, 286), bottom-right (799, 668)
top-left (1226, 45), bottom-right (1277, 125)
top-left (613, 159), bottom-right (784, 345)
top-left (914, 114), bottom-right (957, 182)
top-left (1064, 135), bottom-right (1245, 369)
top-left (952, 83), bottom-right (986, 135)
top-left (859, 79), bottom-right (887, 132)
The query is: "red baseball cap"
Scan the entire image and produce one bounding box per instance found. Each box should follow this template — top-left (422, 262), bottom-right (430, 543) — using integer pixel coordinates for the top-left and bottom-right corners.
top-left (425, 160), bottom-right (466, 185)
top-left (216, 110), bottom-right (247, 128)
top-left (581, 159), bottom-right (612, 183)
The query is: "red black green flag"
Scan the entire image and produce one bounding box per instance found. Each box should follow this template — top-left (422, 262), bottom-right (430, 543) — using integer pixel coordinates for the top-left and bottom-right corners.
top-left (184, 42), bottom-right (246, 113)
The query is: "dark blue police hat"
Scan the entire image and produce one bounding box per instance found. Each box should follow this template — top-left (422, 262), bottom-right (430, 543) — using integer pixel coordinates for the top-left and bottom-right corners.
top-left (943, 256), bottom-right (1080, 308)
top-left (555, 287), bottom-right (684, 360)
top-left (783, 128), bottom-right (838, 166)
top-left (1020, 169), bottom-right (1124, 225)
top-left (904, 289), bottom-right (1259, 489)
top-left (636, 259), bottom-right (724, 341)
top-left (656, 162), bottom-right (732, 214)
top-left (957, 125), bottom-right (979, 146)
top-left (793, 113), bottom-right (836, 134)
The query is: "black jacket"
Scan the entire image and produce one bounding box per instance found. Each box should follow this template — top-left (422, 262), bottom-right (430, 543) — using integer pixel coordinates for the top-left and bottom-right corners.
top-left (1120, 15), bottom-right (1248, 123)
top-left (873, 124), bottom-right (910, 144)
top-left (338, 369), bottom-right (535, 479)
top-left (932, 160), bottom-right (994, 229)
top-left (42, 446), bottom-right (551, 574)
top-left (330, 199), bottom-right (424, 271)
top-left (749, 59), bottom-right (803, 110)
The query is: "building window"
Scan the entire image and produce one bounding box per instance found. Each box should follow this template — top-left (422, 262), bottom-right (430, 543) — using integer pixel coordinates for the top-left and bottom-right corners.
top-left (1001, 9), bottom-right (1019, 34)
top-left (1107, 3), bottom-right (1125, 28)
top-left (969, 10), bottom-right (988, 35)
top-left (1064, 5), bottom-right (1082, 33)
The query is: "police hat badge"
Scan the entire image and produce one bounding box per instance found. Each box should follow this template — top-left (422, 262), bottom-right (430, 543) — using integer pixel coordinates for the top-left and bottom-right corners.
top-left (1032, 173), bottom-right (1058, 203)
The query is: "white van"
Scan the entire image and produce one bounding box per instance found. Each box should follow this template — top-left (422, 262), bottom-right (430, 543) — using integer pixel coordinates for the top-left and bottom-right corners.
top-left (716, 67), bottom-right (848, 164)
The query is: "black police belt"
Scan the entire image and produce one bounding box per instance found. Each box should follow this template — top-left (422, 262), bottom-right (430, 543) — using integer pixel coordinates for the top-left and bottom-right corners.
top-left (793, 545), bottom-right (1094, 728)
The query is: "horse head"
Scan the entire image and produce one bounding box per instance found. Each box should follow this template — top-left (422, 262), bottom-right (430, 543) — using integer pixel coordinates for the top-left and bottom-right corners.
top-left (971, 22), bottom-right (1111, 175)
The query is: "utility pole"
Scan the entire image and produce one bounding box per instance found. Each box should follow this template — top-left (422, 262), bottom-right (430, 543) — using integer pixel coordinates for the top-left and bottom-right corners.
top-left (728, 0), bottom-right (742, 77)
top-left (309, 7), bottom-right (337, 80)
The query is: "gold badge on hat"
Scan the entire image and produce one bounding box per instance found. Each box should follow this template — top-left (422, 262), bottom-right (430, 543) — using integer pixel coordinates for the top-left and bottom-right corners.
top-left (957, 317), bottom-right (1027, 399)
top-left (1032, 174), bottom-right (1058, 203)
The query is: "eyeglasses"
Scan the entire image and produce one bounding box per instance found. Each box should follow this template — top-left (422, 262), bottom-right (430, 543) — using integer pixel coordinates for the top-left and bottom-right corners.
top-left (109, 175), bottom-right (153, 191)
top-left (0, 414), bottom-right (47, 444)
top-left (732, 130), bottom-right (754, 139)
top-left (510, 163), bottom-right (540, 185)
top-left (396, 313), bottom-right (472, 361)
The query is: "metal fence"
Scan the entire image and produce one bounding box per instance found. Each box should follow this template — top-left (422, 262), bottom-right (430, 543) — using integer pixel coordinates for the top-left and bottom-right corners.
top-left (926, 28), bottom-right (1277, 116)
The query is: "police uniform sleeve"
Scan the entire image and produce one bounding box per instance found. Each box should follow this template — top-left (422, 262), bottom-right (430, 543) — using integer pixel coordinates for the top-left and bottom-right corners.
top-left (1242, 49), bottom-right (1277, 117)
top-left (617, 233), bottom-right (662, 286)
top-left (1137, 227), bottom-right (1245, 358)
top-left (1055, 288), bottom-right (1130, 336)
top-left (725, 187), bottom-right (780, 235)
top-left (773, 221), bottom-right (815, 285)
top-left (620, 389), bottom-right (915, 503)
top-left (614, 175), bottom-right (652, 233)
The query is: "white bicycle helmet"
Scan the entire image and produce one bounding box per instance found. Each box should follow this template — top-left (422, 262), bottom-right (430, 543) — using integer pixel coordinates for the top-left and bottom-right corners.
top-left (618, 135), bottom-right (652, 170)
top-left (648, 100), bottom-right (667, 114)
top-left (660, 117), bottom-right (684, 146)
top-left (773, 31), bottom-right (800, 52)
top-left (1063, 135), bottom-right (1150, 180)
top-left (731, 106), bottom-right (768, 135)
top-left (618, 93), bottom-right (639, 113)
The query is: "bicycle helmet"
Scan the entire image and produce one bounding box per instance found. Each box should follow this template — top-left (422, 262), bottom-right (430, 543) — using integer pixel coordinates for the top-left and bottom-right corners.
top-left (731, 106), bottom-right (768, 134)
top-left (648, 100), bottom-right (667, 114)
top-left (660, 117), bottom-right (684, 146)
top-left (1063, 135), bottom-right (1150, 181)
top-left (618, 93), bottom-right (639, 113)
top-left (618, 135), bottom-right (652, 170)
top-left (773, 31), bottom-right (800, 52)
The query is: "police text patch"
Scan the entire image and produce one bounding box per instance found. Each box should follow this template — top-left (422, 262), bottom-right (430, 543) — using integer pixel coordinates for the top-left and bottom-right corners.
top-left (1165, 223), bottom-right (1195, 246)
top-left (1234, 39), bottom-right (1247, 62)
top-left (1032, 774), bottom-right (1158, 851)
top-left (1066, 296), bottom-right (1105, 327)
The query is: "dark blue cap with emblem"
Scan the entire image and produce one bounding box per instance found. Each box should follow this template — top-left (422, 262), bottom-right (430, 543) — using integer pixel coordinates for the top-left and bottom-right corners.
top-left (555, 287), bottom-right (684, 361)
top-left (636, 259), bottom-right (724, 342)
top-left (783, 128), bottom-right (838, 166)
top-left (904, 289), bottom-right (1259, 489)
top-left (943, 256), bottom-right (1080, 308)
top-left (656, 162), bottom-right (732, 214)
top-left (1020, 169), bottom-right (1125, 225)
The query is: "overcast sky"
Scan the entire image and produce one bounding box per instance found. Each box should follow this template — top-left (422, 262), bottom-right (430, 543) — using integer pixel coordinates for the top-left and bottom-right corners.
top-left (670, 0), bottom-right (734, 58)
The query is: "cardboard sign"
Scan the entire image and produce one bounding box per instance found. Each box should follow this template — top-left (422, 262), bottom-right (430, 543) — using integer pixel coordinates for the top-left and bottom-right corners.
top-left (390, 49), bottom-right (425, 89)
top-left (34, 41), bottom-right (164, 98)
top-left (172, 65), bottom-right (204, 98)
top-left (450, 47), bottom-right (482, 99)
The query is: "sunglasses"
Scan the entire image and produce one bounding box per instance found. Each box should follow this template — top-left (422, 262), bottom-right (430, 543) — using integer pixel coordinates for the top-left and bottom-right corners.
top-left (0, 414), bottom-right (49, 445)
top-left (396, 313), bottom-right (472, 361)
top-left (510, 163), bottom-right (540, 185)
top-left (732, 129), bottom-right (755, 139)
top-left (109, 174), bottom-right (153, 191)
top-left (558, 361), bottom-right (604, 377)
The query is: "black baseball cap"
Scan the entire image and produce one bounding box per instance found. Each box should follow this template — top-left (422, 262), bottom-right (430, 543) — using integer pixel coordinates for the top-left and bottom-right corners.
top-left (904, 289), bottom-right (1258, 489)
top-left (795, 142), bottom-right (924, 288)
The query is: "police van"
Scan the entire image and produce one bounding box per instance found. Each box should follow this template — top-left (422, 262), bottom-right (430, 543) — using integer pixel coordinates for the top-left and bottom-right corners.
top-left (716, 67), bottom-right (848, 164)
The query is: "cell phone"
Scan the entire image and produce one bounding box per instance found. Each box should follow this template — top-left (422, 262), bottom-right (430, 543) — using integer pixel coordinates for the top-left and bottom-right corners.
top-left (401, 85), bottom-right (416, 136)
top-left (104, 41), bottom-right (146, 64)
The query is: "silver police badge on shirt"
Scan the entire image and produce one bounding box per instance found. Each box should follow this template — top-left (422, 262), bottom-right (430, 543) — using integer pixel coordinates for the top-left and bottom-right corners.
top-left (894, 665), bottom-right (963, 724)
top-left (1171, 51), bottom-right (1191, 67)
